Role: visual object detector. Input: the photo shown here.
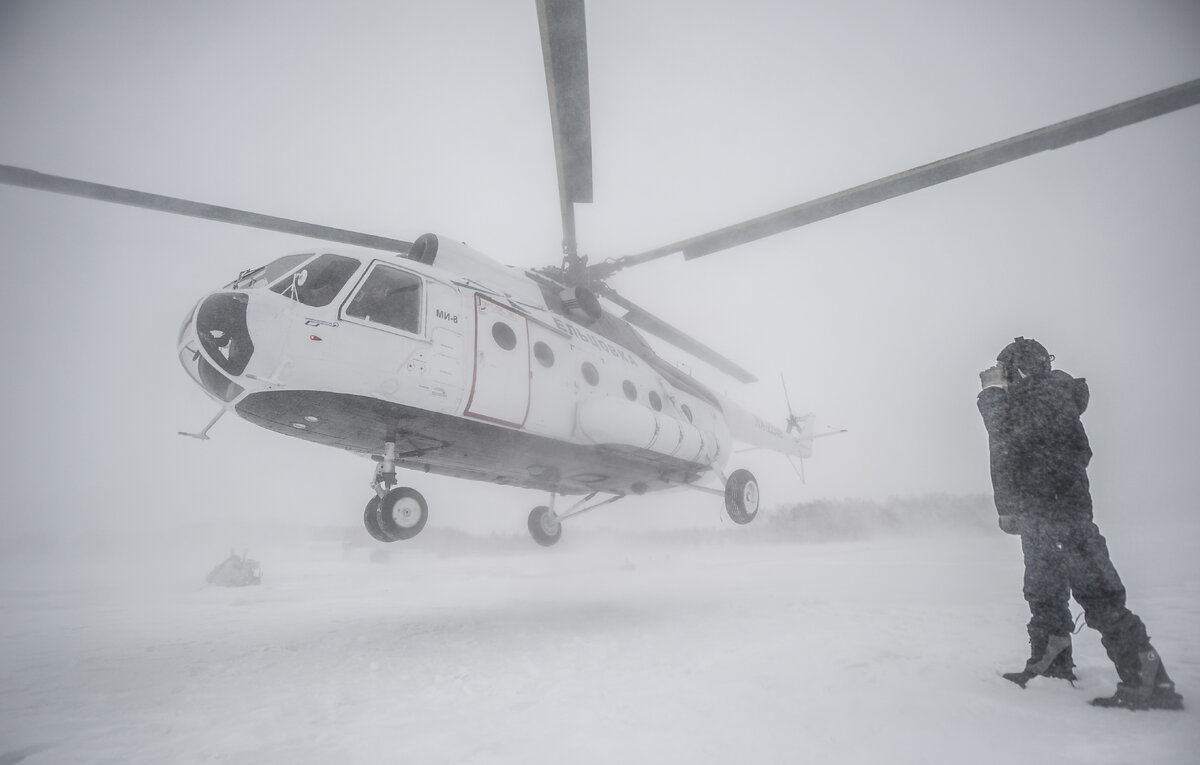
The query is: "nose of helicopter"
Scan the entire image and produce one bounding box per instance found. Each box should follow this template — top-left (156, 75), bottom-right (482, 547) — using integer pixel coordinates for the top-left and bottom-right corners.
top-left (178, 292), bottom-right (255, 403)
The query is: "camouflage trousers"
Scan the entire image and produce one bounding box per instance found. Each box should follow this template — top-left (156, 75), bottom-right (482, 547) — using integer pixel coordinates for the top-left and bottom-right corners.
top-left (1017, 515), bottom-right (1150, 681)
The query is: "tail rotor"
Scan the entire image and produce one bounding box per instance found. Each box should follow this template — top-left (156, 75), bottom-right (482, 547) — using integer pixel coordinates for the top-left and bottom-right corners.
top-left (780, 374), bottom-right (815, 481)
top-left (781, 374), bottom-right (808, 436)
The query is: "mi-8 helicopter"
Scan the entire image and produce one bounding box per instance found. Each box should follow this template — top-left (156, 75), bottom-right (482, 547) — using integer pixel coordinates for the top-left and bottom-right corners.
top-left (1, 2), bottom-right (1197, 546)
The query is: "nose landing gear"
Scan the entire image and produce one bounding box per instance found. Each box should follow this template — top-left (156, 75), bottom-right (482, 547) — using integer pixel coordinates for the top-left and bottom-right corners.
top-left (364, 487), bottom-right (429, 542)
top-left (363, 440), bottom-right (429, 543)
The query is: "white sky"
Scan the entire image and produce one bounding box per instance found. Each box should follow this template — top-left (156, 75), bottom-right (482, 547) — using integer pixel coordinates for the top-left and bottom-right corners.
top-left (1, 0), bottom-right (1198, 541)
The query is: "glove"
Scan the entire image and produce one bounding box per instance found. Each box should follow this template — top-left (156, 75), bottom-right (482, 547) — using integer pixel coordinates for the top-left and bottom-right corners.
top-left (980, 365), bottom-right (1007, 390)
top-left (998, 515), bottom-right (1020, 535)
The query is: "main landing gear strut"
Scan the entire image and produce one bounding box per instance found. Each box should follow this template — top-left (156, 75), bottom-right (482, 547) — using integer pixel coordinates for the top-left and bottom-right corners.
top-left (363, 441), bottom-right (429, 543)
top-left (523, 468), bottom-right (761, 547)
top-left (527, 493), bottom-right (627, 547)
top-left (358, 442), bottom-right (761, 546)
top-left (723, 468), bottom-right (760, 525)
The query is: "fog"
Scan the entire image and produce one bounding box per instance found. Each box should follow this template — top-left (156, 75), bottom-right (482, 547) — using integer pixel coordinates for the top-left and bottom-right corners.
top-left (1, 2), bottom-right (1198, 760)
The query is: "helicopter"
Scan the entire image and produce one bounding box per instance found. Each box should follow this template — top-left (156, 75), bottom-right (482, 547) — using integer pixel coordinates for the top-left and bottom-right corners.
top-left (1, 2), bottom-right (1197, 546)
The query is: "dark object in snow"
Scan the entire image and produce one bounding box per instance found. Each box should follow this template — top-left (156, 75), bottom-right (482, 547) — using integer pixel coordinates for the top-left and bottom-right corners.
top-left (206, 551), bottom-right (262, 587)
top-left (977, 337), bottom-right (1183, 710)
top-left (1003, 633), bottom-right (1077, 687)
top-left (1091, 648), bottom-right (1184, 710)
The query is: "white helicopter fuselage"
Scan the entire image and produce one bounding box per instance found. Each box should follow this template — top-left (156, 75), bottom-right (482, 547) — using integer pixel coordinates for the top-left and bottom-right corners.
top-left (178, 237), bottom-right (804, 499)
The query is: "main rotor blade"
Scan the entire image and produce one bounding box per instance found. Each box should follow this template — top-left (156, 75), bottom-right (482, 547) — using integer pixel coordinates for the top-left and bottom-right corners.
top-left (591, 77), bottom-right (1200, 278)
top-left (0, 164), bottom-right (413, 253)
top-left (537, 0), bottom-right (593, 257)
top-left (592, 282), bottom-right (758, 383)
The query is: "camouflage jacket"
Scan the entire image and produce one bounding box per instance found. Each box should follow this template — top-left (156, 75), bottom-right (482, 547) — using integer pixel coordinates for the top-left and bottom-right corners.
top-left (978, 370), bottom-right (1093, 519)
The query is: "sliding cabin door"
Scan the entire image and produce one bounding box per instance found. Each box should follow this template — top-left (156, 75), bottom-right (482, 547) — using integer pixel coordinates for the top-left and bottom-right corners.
top-left (464, 294), bottom-right (530, 427)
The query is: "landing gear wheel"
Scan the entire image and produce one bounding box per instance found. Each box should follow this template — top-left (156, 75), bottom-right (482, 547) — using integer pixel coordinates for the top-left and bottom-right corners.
top-left (378, 487), bottom-right (429, 541)
top-left (363, 496), bottom-right (394, 543)
top-left (725, 469), bottom-right (759, 525)
top-left (528, 505), bottom-right (562, 547)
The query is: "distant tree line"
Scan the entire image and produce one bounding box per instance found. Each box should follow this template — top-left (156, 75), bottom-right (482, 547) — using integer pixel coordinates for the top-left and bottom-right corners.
top-left (760, 493), bottom-right (995, 542)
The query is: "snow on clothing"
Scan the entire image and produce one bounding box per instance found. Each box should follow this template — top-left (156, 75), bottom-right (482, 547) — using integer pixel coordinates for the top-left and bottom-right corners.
top-left (977, 369), bottom-right (1150, 681)
top-left (979, 370), bottom-right (1092, 519)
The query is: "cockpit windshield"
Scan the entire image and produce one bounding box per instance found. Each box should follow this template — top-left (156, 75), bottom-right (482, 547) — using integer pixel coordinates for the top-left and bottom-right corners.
top-left (229, 253), bottom-right (313, 290)
top-left (270, 253), bottom-right (362, 307)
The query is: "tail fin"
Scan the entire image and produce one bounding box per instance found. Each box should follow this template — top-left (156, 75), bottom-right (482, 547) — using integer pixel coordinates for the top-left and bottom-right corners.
top-left (718, 395), bottom-right (815, 458)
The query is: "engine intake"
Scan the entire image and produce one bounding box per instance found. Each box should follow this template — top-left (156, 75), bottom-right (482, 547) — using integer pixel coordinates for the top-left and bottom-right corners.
top-left (558, 285), bottom-right (602, 325)
top-left (406, 233), bottom-right (544, 308)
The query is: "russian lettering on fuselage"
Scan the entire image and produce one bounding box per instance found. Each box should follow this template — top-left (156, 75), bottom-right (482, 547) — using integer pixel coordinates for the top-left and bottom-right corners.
top-left (551, 317), bottom-right (639, 367)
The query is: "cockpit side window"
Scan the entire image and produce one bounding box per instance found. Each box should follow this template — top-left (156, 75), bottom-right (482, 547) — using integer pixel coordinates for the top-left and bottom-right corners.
top-left (270, 253), bottom-right (361, 307)
top-left (345, 265), bottom-right (423, 334)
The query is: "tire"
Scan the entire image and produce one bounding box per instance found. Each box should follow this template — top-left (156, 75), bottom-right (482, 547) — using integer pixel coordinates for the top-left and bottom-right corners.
top-left (528, 505), bottom-right (562, 547)
top-left (378, 487), bottom-right (429, 540)
top-left (363, 496), bottom-right (396, 542)
top-left (724, 469), bottom-right (759, 525)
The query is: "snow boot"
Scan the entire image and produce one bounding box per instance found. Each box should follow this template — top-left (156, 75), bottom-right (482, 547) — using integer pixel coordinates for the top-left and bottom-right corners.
top-left (1004, 632), bottom-right (1077, 688)
top-left (1091, 647), bottom-right (1184, 711)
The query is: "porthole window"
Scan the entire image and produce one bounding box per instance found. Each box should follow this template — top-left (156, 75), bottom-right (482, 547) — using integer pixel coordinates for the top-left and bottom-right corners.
top-left (492, 322), bottom-right (517, 350)
top-left (622, 380), bottom-right (637, 401)
top-left (649, 391), bottom-right (662, 411)
top-left (581, 362), bottom-right (599, 386)
top-left (681, 404), bottom-right (693, 423)
top-left (534, 341), bottom-right (555, 367)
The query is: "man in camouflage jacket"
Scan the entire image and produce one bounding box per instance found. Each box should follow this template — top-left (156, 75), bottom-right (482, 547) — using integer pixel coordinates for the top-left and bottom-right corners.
top-left (978, 337), bottom-right (1181, 710)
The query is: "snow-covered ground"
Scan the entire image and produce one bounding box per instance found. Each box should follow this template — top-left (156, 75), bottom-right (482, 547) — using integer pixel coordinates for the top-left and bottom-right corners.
top-left (1, 505), bottom-right (1196, 765)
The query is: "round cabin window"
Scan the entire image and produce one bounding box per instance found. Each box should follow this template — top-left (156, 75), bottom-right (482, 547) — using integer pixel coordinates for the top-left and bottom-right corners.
top-left (534, 341), bottom-right (555, 367)
top-left (492, 322), bottom-right (517, 351)
top-left (622, 380), bottom-right (637, 401)
top-left (649, 391), bottom-right (662, 411)
top-left (581, 362), bottom-right (599, 386)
